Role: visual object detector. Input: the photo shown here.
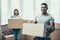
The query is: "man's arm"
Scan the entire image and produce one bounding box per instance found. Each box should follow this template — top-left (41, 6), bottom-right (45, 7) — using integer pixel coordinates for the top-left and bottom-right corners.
top-left (50, 21), bottom-right (55, 32)
top-left (46, 21), bottom-right (55, 34)
top-left (48, 17), bottom-right (55, 33)
top-left (46, 21), bottom-right (55, 37)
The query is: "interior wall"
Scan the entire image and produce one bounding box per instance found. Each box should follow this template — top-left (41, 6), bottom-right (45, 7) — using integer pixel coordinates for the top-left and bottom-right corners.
top-left (1, 0), bottom-right (8, 25)
top-left (1, 0), bottom-right (60, 25)
top-left (23, 0), bottom-right (34, 20)
top-left (0, 0), bottom-right (2, 40)
top-left (0, 0), bottom-right (1, 25)
top-left (50, 0), bottom-right (60, 23)
top-left (1, 0), bottom-right (22, 25)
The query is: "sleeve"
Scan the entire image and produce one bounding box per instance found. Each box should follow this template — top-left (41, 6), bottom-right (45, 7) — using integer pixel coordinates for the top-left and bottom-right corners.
top-left (49, 17), bottom-right (54, 22)
top-left (11, 16), bottom-right (15, 18)
top-left (11, 16), bottom-right (13, 18)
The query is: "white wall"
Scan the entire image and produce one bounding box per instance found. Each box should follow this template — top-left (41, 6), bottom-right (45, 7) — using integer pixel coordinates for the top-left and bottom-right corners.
top-left (11, 0), bottom-right (21, 16)
top-left (23, 0), bottom-right (34, 20)
top-left (0, 0), bottom-right (2, 39)
top-left (1, 0), bottom-right (8, 25)
top-left (8, 0), bottom-right (22, 18)
top-left (0, 0), bottom-right (1, 25)
top-left (1, 0), bottom-right (60, 25)
top-left (1, 0), bottom-right (22, 25)
top-left (50, 0), bottom-right (60, 23)
top-left (35, 0), bottom-right (46, 16)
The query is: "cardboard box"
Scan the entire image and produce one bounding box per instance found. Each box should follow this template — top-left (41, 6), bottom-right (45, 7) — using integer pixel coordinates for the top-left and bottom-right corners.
top-left (8, 19), bottom-right (23, 29)
top-left (55, 23), bottom-right (60, 29)
top-left (23, 20), bottom-right (28, 23)
top-left (23, 20), bottom-right (34, 23)
top-left (5, 35), bottom-right (14, 40)
top-left (22, 23), bottom-right (45, 37)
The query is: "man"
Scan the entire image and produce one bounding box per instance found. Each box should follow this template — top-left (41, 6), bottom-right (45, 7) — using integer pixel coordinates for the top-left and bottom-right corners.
top-left (34, 3), bottom-right (55, 40)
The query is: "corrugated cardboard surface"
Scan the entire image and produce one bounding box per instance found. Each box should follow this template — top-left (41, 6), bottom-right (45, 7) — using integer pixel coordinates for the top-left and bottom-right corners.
top-left (8, 19), bottom-right (23, 29)
top-left (22, 23), bottom-right (45, 37)
top-left (5, 35), bottom-right (14, 40)
top-left (21, 20), bottom-right (34, 40)
top-left (23, 20), bottom-right (28, 23)
top-left (23, 20), bottom-right (34, 23)
top-left (55, 23), bottom-right (60, 29)
top-left (50, 23), bottom-right (60, 40)
top-left (5, 22), bottom-right (60, 40)
top-left (8, 19), bottom-right (34, 40)
top-left (50, 29), bottom-right (60, 40)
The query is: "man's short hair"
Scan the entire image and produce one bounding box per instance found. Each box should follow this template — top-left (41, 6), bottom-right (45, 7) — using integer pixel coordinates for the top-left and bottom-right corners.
top-left (41, 3), bottom-right (48, 7)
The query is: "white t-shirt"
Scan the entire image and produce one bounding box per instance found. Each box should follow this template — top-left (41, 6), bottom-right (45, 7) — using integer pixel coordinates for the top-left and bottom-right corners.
top-left (11, 15), bottom-right (22, 19)
top-left (35, 13), bottom-right (54, 37)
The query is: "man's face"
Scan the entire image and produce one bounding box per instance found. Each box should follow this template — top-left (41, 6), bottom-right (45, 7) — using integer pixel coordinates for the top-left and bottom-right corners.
top-left (41, 5), bottom-right (48, 13)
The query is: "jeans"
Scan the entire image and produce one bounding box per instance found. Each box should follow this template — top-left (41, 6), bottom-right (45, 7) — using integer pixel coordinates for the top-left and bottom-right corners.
top-left (34, 36), bottom-right (51, 40)
top-left (12, 28), bottom-right (22, 40)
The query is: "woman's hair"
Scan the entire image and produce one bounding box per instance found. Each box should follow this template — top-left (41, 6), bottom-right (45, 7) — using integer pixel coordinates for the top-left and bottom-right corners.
top-left (14, 9), bottom-right (19, 15)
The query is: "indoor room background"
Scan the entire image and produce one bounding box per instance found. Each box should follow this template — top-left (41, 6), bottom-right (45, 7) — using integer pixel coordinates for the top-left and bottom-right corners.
top-left (0, 0), bottom-right (60, 40)
top-left (1, 0), bottom-right (60, 25)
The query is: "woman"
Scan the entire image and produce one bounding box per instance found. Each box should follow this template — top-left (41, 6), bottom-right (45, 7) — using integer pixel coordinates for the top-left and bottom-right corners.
top-left (11, 9), bottom-right (21, 18)
top-left (11, 9), bottom-right (22, 40)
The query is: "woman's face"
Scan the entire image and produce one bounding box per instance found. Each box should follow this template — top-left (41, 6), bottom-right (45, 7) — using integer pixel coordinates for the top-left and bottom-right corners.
top-left (14, 10), bottom-right (19, 16)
